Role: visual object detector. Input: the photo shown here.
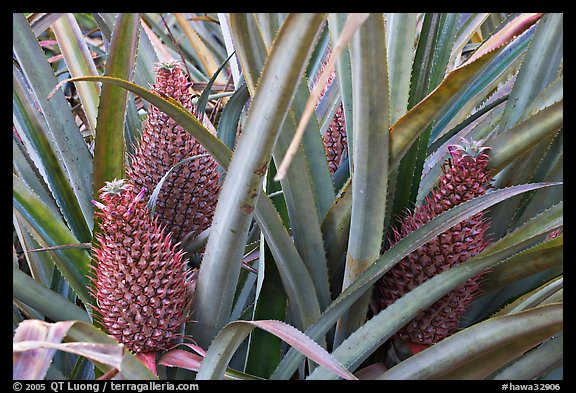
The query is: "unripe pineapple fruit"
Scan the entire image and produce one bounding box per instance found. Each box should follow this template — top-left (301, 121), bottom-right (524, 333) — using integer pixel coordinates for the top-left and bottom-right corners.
top-left (91, 179), bottom-right (194, 353)
top-left (127, 61), bottom-right (221, 244)
top-left (373, 140), bottom-right (493, 347)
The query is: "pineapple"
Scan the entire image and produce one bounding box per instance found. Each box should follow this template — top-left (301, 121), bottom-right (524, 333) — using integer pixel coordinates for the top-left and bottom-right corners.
top-left (323, 104), bottom-right (347, 175)
top-left (91, 179), bottom-right (194, 353)
top-left (127, 61), bottom-right (221, 244)
top-left (314, 52), bottom-right (348, 175)
top-left (373, 139), bottom-right (493, 348)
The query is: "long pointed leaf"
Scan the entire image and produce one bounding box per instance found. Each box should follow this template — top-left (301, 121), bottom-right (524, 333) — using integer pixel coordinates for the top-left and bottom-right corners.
top-left (483, 234), bottom-right (562, 292)
top-left (13, 266), bottom-right (90, 323)
top-left (386, 13), bottom-right (417, 123)
top-left (13, 13), bottom-right (93, 233)
top-left (497, 13), bottom-right (562, 134)
top-left (232, 13), bottom-right (333, 311)
top-left (13, 213), bottom-right (54, 288)
top-left (192, 13), bottom-right (328, 348)
top-left (51, 13), bottom-right (101, 132)
top-left (196, 320), bottom-right (357, 380)
top-left (490, 334), bottom-right (563, 380)
top-left (13, 175), bottom-right (91, 305)
top-left (389, 36), bottom-right (498, 169)
top-left (377, 303), bottom-right (561, 380)
top-left (488, 100), bottom-right (563, 171)
top-left (13, 64), bottom-right (91, 243)
top-left (93, 13), bottom-right (140, 193)
top-left (335, 12), bottom-right (389, 346)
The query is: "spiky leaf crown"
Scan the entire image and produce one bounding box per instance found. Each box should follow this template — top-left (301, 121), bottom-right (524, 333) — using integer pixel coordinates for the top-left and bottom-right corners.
top-left (373, 142), bottom-right (493, 346)
top-left (91, 180), bottom-right (193, 353)
top-left (127, 61), bottom-right (221, 244)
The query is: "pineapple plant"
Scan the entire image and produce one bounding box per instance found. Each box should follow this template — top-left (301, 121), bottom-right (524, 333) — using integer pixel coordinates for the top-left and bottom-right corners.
top-left (373, 139), bottom-right (493, 350)
top-left (13, 12), bottom-right (562, 381)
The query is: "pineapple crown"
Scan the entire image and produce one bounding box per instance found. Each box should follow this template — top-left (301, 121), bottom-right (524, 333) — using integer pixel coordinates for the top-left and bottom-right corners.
top-left (92, 179), bottom-right (147, 217)
top-left (154, 59), bottom-right (184, 71)
top-left (101, 178), bottom-right (130, 195)
top-left (448, 137), bottom-right (491, 159)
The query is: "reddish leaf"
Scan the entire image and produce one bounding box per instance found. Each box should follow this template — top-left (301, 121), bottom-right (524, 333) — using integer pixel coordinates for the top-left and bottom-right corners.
top-left (136, 352), bottom-right (158, 376)
top-left (158, 349), bottom-right (203, 372)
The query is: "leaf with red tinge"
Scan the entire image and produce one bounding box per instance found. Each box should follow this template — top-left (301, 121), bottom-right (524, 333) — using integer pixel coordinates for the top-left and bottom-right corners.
top-left (196, 319), bottom-right (357, 380)
top-left (355, 363), bottom-right (387, 380)
top-left (13, 320), bottom-right (124, 380)
top-left (136, 352), bottom-right (158, 375)
top-left (158, 349), bottom-right (203, 372)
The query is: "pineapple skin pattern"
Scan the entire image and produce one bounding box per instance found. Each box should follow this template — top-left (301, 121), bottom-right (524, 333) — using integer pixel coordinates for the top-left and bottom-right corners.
top-left (127, 62), bottom-right (221, 244)
top-left (91, 180), bottom-right (193, 353)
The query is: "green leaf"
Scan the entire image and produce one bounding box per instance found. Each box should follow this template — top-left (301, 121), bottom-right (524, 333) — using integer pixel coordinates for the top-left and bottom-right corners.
top-left (13, 13), bottom-right (93, 234)
top-left (483, 234), bottom-right (562, 292)
top-left (386, 13), bottom-right (417, 124)
top-left (253, 193), bottom-right (322, 334)
top-left (272, 181), bottom-right (561, 379)
top-left (195, 50), bottom-right (235, 120)
top-left (13, 175), bottom-right (91, 306)
top-left (196, 320), bottom-right (357, 380)
top-left (13, 63), bottom-right (91, 243)
top-left (497, 13), bottom-right (562, 134)
top-left (495, 276), bottom-right (563, 317)
top-left (192, 13), bottom-right (328, 348)
top-left (389, 41), bottom-right (498, 169)
top-left (488, 100), bottom-right (563, 171)
top-left (12, 135), bottom-right (59, 218)
top-left (51, 13), bottom-right (101, 132)
top-left (335, 12), bottom-right (389, 346)
top-left (448, 13), bottom-right (490, 68)
top-left (429, 27), bottom-right (529, 143)
top-left (231, 13), bottom-right (334, 311)
top-left (513, 134), bottom-right (562, 226)
top-left (227, 14), bottom-right (268, 94)
top-left (52, 75), bottom-right (232, 169)
top-left (13, 214), bottom-right (54, 289)
top-left (322, 179), bottom-right (352, 297)
top-left (93, 13), bottom-right (140, 193)
top-left (377, 303), bottom-right (562, 379)
top-left (216, 82), bottom-right (249, 151)
top-left (28, 13), bottom-right (65, 36)
top-left (13, 266), bottom-right (89, 323)
top-left (245, 242), bottom-right (287, 378)
top-left (490, 334), bottom-right (563, 380)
